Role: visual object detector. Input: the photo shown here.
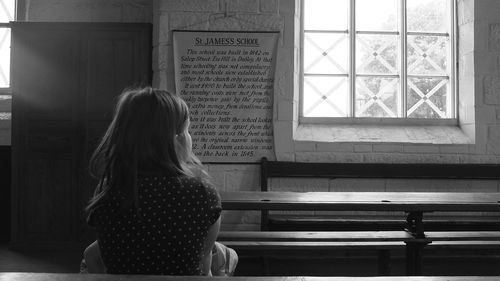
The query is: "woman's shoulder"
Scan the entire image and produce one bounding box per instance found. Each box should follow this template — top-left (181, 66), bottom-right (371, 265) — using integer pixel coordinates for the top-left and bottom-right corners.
top-left (179, 175), bottom-right (220, 199)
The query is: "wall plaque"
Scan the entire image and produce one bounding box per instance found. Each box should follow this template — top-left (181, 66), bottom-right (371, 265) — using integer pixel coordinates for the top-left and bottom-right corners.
top-left (173, 31), bottom-right (278, 162)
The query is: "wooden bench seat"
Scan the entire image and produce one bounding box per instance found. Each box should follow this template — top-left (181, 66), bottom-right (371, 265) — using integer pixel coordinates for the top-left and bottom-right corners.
top-left (217, 230), bottom-right (500, 275)
top-left (268, 215), bottom-right (500, 231)
top-left (218, 230), bottom-right (409, 275)
top-left (218, 230), bottom-right (414, 242)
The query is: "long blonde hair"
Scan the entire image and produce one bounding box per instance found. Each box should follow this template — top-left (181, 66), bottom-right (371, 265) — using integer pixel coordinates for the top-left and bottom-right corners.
top-left (86, 87), bottom-right (204, 215)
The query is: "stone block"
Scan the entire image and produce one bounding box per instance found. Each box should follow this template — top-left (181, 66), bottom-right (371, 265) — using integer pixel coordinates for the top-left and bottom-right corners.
top-left (484, 75), bottom-right (500, 105)
top-left (459, 52), bottom-right (474, 78)
top-left (458, 22), bottom-right (474, 55)
top-left (206, 170), bottom-right (226, 191)
top-left (121, 0), bottom-right (153, 22)
top-left (261, 0), bottom-right (278, 13)
top-left (293, 141), bottom-right (316, 152)
top-left (490, 24), bottom-right (500, 52)
top-left (208, 163), bottom-right (260, 173)
top-left (474, 21), bottom-right (489, 53)
top-left (157, 12), bottom-right (170, 44)
top-left (315, 142), bottom-right (354, 152)
top-left (362, 153), bottom-right (404, 164)
top-left (476, 105), bottom-right (497, 123)
top-left (459, 154), bottom-right (500, 164)
top-left (354, 144), bottom-right (373, 152)
top-left (169, 12), bottom-right (210, 30)
top-left (486, 125), bottom-right (500, 155)
top-left (282, 13), bottom-right (295, 47)
top-left (373, 144), bottom-right (403, 153)
top-left (228, 0), bottom-right (259, 13)
top-left (295, 152), bottom-right (363, 163)
top-left (474, 53), bottom-right (497, 76)
top-left (279, 0), bottom-right (296, 14)
top-left (277, 152), bottom-right (295, 161)
top-left (271, 178), bottom-right (329, 192)
top-left (274, 121), bottom-right (294, 152)
top-left (225, 170), bottom-right (261, 191)
top-left (364, 153), bottom-right (460, 164)
top-left (438, 144), bottom-right (470, 154)
top-left (403, 144), bottom-right (440, 154)
top-left (277, 100), bottom-right (293, 121)
top-left (457, 0), bottom-right (474, 25)
top-left (385, 179), bottom-right (446, 192)
top-left (160, 0), bottom-right (218, 12)
top-left (330, 178), bottom-right (386, 192)
top-left (476, 0), bottom-right (500, 22)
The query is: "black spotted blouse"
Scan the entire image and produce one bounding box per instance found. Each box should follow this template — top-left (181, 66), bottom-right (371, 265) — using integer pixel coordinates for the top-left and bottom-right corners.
top-left (88, 174), bottom-right (222, 275)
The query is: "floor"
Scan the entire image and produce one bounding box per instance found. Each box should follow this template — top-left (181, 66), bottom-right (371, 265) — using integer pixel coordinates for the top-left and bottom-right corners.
top-left (1, 244), bottom-right (499, 276)
top-left (0, 244), bottom-right (83, 273)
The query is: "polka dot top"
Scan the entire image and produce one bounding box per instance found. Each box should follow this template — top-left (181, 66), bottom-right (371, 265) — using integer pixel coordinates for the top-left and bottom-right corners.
top-left (88, 174), bottom-right (222, 275)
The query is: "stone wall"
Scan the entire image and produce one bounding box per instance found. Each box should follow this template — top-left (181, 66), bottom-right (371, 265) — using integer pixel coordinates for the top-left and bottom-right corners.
top-left (154, 0), bottom-right (500, 230)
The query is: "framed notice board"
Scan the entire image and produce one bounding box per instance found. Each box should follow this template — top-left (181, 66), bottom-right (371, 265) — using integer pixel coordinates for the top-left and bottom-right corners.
top-left (173, 31), bottom-right (279, 162)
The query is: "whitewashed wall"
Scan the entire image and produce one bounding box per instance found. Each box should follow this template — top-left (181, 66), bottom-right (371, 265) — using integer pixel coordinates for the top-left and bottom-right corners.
top-left (11, 0), bottom-right (500, 230)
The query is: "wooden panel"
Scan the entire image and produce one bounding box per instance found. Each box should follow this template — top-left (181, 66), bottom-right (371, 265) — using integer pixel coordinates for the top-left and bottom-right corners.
top-left (262, 159), bottom-right (500, 180)
top-left (83, 27), bottom-right (150, 117)
top-left (19, 155), bottom-right (77, 242)
top-left (221, 191), bottom-right (500, 212)
top-left (10, 22), bottom-right (152, 249)
top-left (10, 28), bottom-right (80, 118)
top-left (218, 231), bottom-right (414, 241)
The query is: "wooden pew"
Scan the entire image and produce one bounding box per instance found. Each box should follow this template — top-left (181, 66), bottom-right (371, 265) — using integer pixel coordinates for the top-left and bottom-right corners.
top-left (218, 230), bottom-right (411, 275)
top-left (260, 158), bottom-right (500, 232)
top-left (218, 230), bottom-right (500, 275)
top-left (2, 272), bottom-right (500, 281)
top-left (219, 158), bottom-right (500, 276)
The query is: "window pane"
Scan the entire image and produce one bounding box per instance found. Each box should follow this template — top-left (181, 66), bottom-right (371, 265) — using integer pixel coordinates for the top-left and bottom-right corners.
top-left (356, 34), bottom-right (398, 75)
top-left (407, 0), bottom-right (449, 33)
top-left (0, 28), bottom-right (10, 87)
top-left (407, 35), bottom-right (449, 76)
top-left (304, 0), bottom-right (349, 31)
top-left (407, 77), bottom-right (450, 118)
top-left (0, 0), bottom-right (15, 22)
top-left (304, 33), bottom-right (348, 75)
top-left (356, 0), bottom-right (398, 31)
top-left (303, 76), bottom-right (348, 117)
top-left (356, 77), bottom-right (399, 117)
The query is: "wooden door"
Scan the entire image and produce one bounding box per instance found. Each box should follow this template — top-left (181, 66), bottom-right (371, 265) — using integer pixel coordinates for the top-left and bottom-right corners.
top-left (10, 22), bottom-right (151, 249)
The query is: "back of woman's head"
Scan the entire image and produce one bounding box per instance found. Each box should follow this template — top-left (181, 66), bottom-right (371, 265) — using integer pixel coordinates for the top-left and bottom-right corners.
top-left (87, 86), bottom-right (201, 214)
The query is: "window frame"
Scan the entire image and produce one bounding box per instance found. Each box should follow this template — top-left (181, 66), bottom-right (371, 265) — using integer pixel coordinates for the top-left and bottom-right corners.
top-left (299, 0), bottom-right (458, 125)
top-left (0, 0), bottom-right (16, 94)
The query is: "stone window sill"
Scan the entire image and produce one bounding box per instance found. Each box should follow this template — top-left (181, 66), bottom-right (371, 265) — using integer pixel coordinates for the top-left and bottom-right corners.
top-left (295, 124), bottom-right (472, 145)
